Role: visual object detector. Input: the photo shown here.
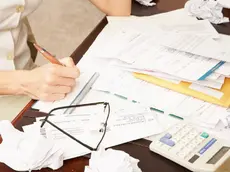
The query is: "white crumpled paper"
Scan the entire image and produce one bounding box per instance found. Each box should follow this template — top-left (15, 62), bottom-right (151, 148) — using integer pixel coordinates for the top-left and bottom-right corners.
top-left (185, 0), bottom-right (230, 24)
top-left (84, 148), bottom-right (142, 172)
top-left (135, 0), bottom-right (156, 6)
top-left (0, 120), bottom-right (64, 171)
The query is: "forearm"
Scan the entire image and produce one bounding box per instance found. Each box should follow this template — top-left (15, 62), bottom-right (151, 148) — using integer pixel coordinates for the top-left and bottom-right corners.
top-left (0, 70), bottom-right (27, 95)
top-left (90, 0), bottom-right (132, 16)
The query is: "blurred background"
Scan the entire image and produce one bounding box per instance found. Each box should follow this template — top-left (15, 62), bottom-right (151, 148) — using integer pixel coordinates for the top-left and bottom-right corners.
top-left (28, 0), bottom-right (105, 65)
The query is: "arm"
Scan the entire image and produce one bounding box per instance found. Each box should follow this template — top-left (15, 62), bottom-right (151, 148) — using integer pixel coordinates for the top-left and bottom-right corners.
top-left (90, 0), bottom-right (132, 16)
top-left (0, 71), bottom-right (25, 95)
top-left (0, 58), bottom-right (80, 101)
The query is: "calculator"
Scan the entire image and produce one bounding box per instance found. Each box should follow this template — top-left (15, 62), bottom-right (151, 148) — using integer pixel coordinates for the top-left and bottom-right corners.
top-left (149, 122), bottom-right (230, 172)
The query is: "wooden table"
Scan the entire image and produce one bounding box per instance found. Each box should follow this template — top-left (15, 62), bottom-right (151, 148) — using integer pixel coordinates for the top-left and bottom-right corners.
top-left (1, 1), bottom-right (230, 172)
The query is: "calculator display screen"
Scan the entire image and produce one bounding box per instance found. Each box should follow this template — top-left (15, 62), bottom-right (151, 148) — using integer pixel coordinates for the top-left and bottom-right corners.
top-left (207, 147), bottom-right (230, 164)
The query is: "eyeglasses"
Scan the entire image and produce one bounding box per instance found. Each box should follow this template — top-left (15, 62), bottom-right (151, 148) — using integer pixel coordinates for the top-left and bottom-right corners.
top-left (40, 102), bottom-right (110, 151)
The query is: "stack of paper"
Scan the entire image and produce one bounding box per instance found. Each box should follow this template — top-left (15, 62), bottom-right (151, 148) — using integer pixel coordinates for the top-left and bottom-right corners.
top-left (84, 19), bottom-right (230, 93)
top-left (92, 68), bottom-right (229, 128)
top-left (80, 9), bottom-right (230, 130)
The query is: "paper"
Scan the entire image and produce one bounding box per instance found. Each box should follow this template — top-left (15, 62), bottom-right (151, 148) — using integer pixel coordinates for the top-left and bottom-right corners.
top-left (189, 83), bottom-right (224, 99)
top-left (85, 148), bottom-right (142, 172)
top-left (185, 0), bottom-right (230, 24)
top-left (24, 90), bottom-right (163, 160)
top-left (160, 33), bottom-right (230, 62)
top-left (113, 63), bottom-right (225, 89)
top-left (107, 11), bottom-right (219, 38)
top-left (221, 113), bottom-right (230, 129)
top-left (93, 28), bottom-right (221, 81)
top-left (216, 62), bottom-right (230, 76)
top-left (0, 121), bottom-right (64, 171)
top-left (158, 19), bottom-right (220, 39)
top-left (93, 68), bottom-right (228, 127)
top-left (135, 0), bottom-right (155, 6)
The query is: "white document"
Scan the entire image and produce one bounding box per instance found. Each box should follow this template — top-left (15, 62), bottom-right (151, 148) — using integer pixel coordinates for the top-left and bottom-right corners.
top-left (93, 68), bottom-right (227, 127)
top-left (32, 71), bottom-right (96, 114)
top-left (189, 83), bottom-right (224, 99)
top-left (160, 33), bottom-right (230, 62)
top-left (208, 72), bottom-right (222, 80)
top-left (107, 9), bottom-right (200, 34)
top-left (112, 63), bottom-right (224, 89)
top-left (158, 19), bottom-right (220, 39)
top-left (25, 91), bottom-right (163, 160)
top-left (94, 28), bottom-right (221, 81)
top-left (216, 62), bottom-right (230, 76)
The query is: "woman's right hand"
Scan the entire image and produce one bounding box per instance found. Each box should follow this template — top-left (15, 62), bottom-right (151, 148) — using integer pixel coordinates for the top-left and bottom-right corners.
top-left (21, 57), bottom-right (80, 101)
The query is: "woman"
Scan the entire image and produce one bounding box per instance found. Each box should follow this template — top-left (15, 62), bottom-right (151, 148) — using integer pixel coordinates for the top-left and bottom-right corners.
top-left (0, 0), bottom-right (131, 101)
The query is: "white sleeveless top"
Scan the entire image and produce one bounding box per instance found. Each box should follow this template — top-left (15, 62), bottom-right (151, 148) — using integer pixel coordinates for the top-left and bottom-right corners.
top-left (0, 0), bottom-right (42, 70)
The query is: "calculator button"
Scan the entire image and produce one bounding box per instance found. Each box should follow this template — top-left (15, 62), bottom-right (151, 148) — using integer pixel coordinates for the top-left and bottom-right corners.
top-left (171, 143), bottom-right (185, 154)
top-left (183, 125), bottom-right (193, 133)
top-left (189, 130), bottom-right (200, 138)
top-left (155, 141), bottom-right (162, 147)
top-left (170, 124), bottom-right (185, 134)
top-left (197, 136), bottom-right (206, 144)
top-left (182, 148), bottom-right (192, 157)
top-left (161, 144), bottom-right (172, 151)
top-left (164, 133), bottom-right (172, 139)
top-left (199, 138), bottom-right (217, 155)
top-left (174, 133), bottom-right (186, 141)
top-left (201, 132), bottom-right (209, 138)
top-left (178, 152), bottom-right (187, 159)
top-left (174, 137), bottom-right (183, 143)
top-left (187, 143), bottom-right (197, 150)
top-left (160, 137), bottom-right (175, 147)
top-left (186, 134), bottom-right (196, 141)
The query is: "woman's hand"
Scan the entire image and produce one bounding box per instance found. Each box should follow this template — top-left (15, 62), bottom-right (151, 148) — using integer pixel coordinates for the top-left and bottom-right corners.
top-left (21, 57), bottom-right (80, 101)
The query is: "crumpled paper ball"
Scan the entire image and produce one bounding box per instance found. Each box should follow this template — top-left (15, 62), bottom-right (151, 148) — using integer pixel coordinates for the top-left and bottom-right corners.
top-left (185, 0), bottom-right (230, 24)
top-left (0, 120), bottom-right (64, 171)
top-left (84, 148), bottom-right (142, 172)
top-left (135, 0), bottom-right (156, 6)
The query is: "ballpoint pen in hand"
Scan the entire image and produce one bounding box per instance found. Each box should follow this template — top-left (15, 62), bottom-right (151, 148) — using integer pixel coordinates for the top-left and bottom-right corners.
top-left (33, 43), bottom-right (63, 65)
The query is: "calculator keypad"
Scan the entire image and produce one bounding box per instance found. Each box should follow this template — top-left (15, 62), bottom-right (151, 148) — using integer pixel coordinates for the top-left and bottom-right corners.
top-left (157, 124), bottom-right (213, 160)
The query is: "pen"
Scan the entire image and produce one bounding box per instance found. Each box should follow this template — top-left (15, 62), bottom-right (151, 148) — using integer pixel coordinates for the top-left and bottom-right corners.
top-left (33, 43), bottom-right (63, 65)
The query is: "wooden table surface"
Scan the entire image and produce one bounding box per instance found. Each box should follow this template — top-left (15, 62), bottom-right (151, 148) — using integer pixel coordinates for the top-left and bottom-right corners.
top-left (1, 0), bottom-right (230, 172)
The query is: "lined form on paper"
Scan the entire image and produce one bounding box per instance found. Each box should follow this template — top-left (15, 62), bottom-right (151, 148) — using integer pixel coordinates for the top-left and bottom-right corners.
top-left (92, 68), bottom-right (229, 127)
top-left (160, 33), bottom-right (230, 62)
top-left (86, 27), bottom-right (221, 81)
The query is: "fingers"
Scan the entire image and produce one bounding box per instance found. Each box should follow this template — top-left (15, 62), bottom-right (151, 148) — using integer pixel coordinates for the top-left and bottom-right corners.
top-left (42, 85), bottom-right (72, 94)
top-left (60, 57), bottom-right (75, 67)
top-left (27, 57), bottom-right (80, 102)
top-left (46, 75), bottom-right (76, 87)
top-left (50, 65), bottom-right (80, 78)
top-left (40, 93), bottom-right (66, 102)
